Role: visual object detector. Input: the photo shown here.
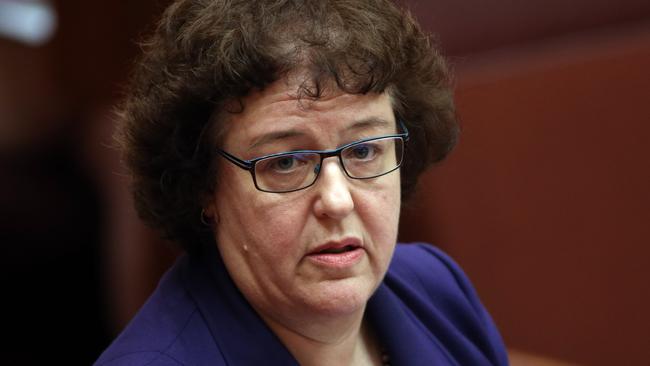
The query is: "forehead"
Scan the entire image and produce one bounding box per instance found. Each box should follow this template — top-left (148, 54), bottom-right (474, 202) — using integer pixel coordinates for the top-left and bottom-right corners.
top-left (217, 76), bottom-right (395, 151)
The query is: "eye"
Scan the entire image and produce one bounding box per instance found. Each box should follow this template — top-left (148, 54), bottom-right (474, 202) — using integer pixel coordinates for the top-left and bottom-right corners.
top-left (352, 145), bottom-right (370, 159)
top-left (259, 153), bottom-right (312, 174)
top-left (274, 156), bottom-right (296, 171)
top-left (345, 143), bottom-right (378, 161)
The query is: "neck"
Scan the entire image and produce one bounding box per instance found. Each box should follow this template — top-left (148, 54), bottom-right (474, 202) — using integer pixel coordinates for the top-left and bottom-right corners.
top-left (260, 307), bottom-right (382, 366)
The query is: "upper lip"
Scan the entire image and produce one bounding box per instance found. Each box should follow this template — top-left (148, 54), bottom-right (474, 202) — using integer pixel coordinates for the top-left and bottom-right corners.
top-left (308, 237), bottom-right (363, 255)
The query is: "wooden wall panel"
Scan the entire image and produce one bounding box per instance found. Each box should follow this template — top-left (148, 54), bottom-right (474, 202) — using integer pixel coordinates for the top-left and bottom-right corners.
top-left (399, 22), bottom-right (650, 365)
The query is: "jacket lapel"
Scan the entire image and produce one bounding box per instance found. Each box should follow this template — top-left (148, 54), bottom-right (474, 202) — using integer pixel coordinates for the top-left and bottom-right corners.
top-left (367, 282), bottom-right (459, 365)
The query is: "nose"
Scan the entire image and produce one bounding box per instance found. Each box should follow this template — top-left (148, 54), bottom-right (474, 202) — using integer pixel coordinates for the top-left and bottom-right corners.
top-left (312, 158), bottom-right (354, 220)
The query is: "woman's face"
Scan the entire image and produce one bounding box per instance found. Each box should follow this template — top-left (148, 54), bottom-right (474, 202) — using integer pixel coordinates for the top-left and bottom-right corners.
top-left (207, 76), bottom-right (401, 325)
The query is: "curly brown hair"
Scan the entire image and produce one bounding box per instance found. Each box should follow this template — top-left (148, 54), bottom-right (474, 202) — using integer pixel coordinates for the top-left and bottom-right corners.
top-left (116, 0), bottom-right (458, 254)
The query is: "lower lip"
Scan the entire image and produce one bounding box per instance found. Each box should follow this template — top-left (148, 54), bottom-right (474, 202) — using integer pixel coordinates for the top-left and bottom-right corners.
top-left (306, 247), bottom-right (364, 268)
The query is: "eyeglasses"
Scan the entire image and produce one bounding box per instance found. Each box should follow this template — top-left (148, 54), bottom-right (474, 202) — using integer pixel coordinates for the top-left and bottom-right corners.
top-left (217, 121), bottom-right (409, 193)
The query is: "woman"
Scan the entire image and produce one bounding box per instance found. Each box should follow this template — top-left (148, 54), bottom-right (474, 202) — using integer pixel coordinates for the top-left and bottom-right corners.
top-left (96, 0), bottom-right (508, 365)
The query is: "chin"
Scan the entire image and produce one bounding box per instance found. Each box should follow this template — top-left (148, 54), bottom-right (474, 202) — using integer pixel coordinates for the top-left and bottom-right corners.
top-left (303, 277), bottom-right (375, 316)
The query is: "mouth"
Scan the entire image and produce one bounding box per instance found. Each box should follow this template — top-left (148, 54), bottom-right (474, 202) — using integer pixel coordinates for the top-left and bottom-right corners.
top-left (314, 244), bottom-right (359, 254)
top-left (309, 238), bottom-right (363, 255)
top-left (306, 238), bottom-right (364, 267)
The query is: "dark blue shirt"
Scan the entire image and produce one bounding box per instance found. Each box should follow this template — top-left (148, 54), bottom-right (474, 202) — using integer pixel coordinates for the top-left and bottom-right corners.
top-left (95, 243), bottom-right (508, 365)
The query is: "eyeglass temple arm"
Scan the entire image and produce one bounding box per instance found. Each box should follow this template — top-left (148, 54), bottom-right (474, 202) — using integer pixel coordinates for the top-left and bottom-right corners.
top-left (398, 120), bottom-right (410, 141)
top-left (217, 149), bottom-right (253, 170)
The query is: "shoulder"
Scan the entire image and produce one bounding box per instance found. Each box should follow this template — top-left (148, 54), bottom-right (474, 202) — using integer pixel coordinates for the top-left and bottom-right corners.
top-left (390, 243), bottom-right (461, 281)
top-left (94, 256), bottom-right (226, 366)
top-left (386, 243), bottom-right (509, 365)
top-left (389, 243), bottom-right (480, 305)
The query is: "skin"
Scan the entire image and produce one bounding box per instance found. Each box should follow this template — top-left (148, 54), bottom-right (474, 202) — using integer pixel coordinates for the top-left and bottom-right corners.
top-left (206, 74), bottom-right (401, 365)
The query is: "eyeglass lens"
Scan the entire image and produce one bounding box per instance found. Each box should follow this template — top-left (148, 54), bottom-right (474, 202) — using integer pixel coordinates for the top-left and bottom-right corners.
top-left (253, 137), bottom-right (404, 192)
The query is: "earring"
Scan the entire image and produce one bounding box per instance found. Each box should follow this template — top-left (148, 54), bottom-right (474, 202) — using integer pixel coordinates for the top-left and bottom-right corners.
top-left (200, 208), bottom-right (212, 226)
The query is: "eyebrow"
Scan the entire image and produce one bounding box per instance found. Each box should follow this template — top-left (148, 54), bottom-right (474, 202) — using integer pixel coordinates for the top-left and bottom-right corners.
top-left (346, 117), bottom-right (392, 132)
top-left (247, 117), bottom-right (394, 152)
top-left (248, 130), bottom-right (307, 152)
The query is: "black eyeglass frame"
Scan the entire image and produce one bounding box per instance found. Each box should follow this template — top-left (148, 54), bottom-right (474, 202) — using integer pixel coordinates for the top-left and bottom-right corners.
top-left (217, 120), bottom-right (410, 193)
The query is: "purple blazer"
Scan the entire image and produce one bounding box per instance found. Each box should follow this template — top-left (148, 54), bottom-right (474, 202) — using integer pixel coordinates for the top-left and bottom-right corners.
top-left (95, 243), bottom-right (509, 365)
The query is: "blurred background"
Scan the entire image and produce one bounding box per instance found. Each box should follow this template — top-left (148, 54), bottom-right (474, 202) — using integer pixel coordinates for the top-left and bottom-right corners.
top-left (1, 0), bottom-right (648, 364)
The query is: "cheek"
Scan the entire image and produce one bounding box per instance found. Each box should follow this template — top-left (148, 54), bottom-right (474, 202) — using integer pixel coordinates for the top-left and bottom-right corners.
top-left (357, 178), bottom-right (401, 246)
top-left (216, 183), bottom-right (310, 260)
top-left (256, 204), bottom-right (309, 252)
top-left (375, 175), bottom-right (401, 223)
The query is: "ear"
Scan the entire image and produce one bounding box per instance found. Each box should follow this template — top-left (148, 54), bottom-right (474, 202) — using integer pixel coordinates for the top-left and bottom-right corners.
top-left (203, 200), bottom-right (216, 217)
top-left (201, 202), bottom-right (220, 228)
